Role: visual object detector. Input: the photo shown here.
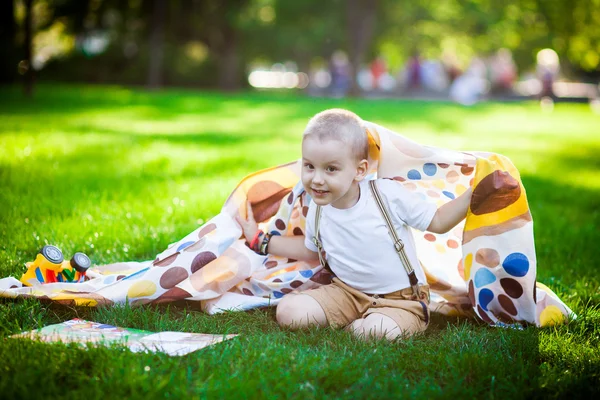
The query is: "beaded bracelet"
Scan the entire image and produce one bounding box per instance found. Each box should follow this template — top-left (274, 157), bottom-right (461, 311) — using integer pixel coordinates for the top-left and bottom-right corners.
top-left (258, 232), bottom-right (272, 255)
top-left (249, 230), bottom-right (264, 253)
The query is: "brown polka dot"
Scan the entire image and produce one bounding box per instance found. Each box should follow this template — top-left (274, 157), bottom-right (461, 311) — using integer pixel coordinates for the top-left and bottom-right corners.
top-left (424, 233), bottom-right (436, 242)
top-left (471, 170), bottom-right (521, 215)
top-left (117, 275), bottom-right (126, 281)
top-left (273, 278), bottom-right (282, 283)
top-left (446, 170), bottom-right (459, 183)
top-left (461, 166), bottom-right (474, 175)
top-left (275, 219), bottom-right (286, 230)
top-left (10, 285), bottom-right (18, 289)
top-left (310, 270), bottom-right (333, 285)
top-left (281, 288), bottom-right (293, 294)
top-left (469, 178), bottom-right (474, 186)
top-left (154, 287), bottom-right (192, 303)
top-left (426, 190), bottom-right (440, 198)
top-left (183, 237), bottom-right (206, 252)
top-left (498, 294), bottom-right (518, 316)
top-left (302, 206), bottom-right (309, 217)
top-left (477, 305), bottom-right (493, 323)
top-left (500, 278), bottom-right (523, 299)
top-left (293, 227), bottom-right (304, 236)
top-left (495, 311), bottom-right (515, 323)
top-left (153, 253), bottom-right (179, 267)
top-left (287, 192), bottom-right (294, 204)
top-left (247, 181), bottom-right (292, 222)
top-left (438, 163), bottom-right (449, 169)
top-left (454, 162), bottom-right (468, 167)
top-left (191, 251), bottom-right (217, 273)
top-left (290, 280), bottom-right (303, 288)
top-left (287, 258), bottom-right (297, 263)
top-left (265, 261), bottom-right (278, 269)
top-left (393, 176), bottom-right (406, 182)
top-left (159, 267), bottom-right (188, 289)
top-left (242, 288), bottom-right (253, 296)
top-left (198, 223), bottom-right (216, 239)
top-left (475, 248), bottom-right (500, 268)
top-left (447, 239), bottom-right (459, 249)
top-left (468, 280), bottom-right (475, 305)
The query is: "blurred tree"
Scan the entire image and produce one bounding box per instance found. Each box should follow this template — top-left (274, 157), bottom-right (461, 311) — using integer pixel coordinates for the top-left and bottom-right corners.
top-left (0, 0), bottom-right (18, 85)
top-left (346, 0), bottom-right (379, 96)
top-left (23, 0), bottom-right (34, 97)
top-left (148, 0), bottom-right (166, 88)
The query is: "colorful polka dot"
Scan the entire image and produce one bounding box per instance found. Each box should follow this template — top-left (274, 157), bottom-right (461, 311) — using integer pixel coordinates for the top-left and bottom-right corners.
top-left (407, 170), bottom-right (421, 180)
top-left (275, 219), bottom-right (286, 230)
top-left (500, 278), bottom-right (524, 298)
top-left (404, 182), bottom-right (417, 191)
top-left (159, 267), bottom-right (188, 289)
top-left (265, 261), bottom-right (278, 268)
top-left (127, 280), bottom-right (157, 298)
top-left (198, 223), bottom-right (217, 239)
top-left (177, 241), bottom-right (195, 251)
top-left (293, 227), bottom-right (303, 236)
top-left (539, 305), bottom-right (566, 326)
top-left (498, 294), bottom-right (517, 316)
top-left (446, 171), bottom-right (459, 183)
top-left (423, 163), bottom-right (437, 176)
top-left (438, 163), bottom-right (449, 169)
top-left (435, 243), bottom-right (446, 253)
top-left (393, 176), bottom-right (406, 182)
top-left (464, 253), bottom-right (473, 279)
top-left (474, 268), bottom-right (496, 288)
top-left (443, 191), bottom-right (455, 199)
top-left (424, 233), bottom-right (436, 242)
top-left (461, 166), bottom-right (474, 175)
top-left (300, 270), bottom-right (313, 278)
top-left (447, 239), bottom-right (459, 249)
top-left (287, 192), bottom-right (294, 204)
top-left (478, 288), bottom-right (494, 311)
top-left (426, 190), bottom-right (440, 198)
top-left (191, 251), bottom-right (217, 273)
top-left (475, 248), bottom-right (500, 268)
top-left (153, 253), bottom-right (178, 267)
top-left (273, 291), bottom-right (284, 298)
top-left (502, 253), bottom-right (530, 277)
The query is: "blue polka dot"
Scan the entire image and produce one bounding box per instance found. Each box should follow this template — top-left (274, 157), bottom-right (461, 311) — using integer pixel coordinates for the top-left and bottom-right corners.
top-left (270, 231), bottom-right (282, 236)
top-left (478, 288), bottom-right (494, 311)
top-left (443, 191), bottom-right (455, 199)
top-left (218, 237), bottom-right (235, 254)
top-left (177, 241), bottom-right (195, 251)
top-left (423, 163), bottom-right (437, 176)
top-left (300, 270), bottom-right (313, 278)
top-left (502, 253), bottom-right (530, 277)
top-left (273, 291), bottom-right (284, 298)
top-left (474, 268), bottom-right (496, 288)
top-left (407, 170), bottom-right (421, 180)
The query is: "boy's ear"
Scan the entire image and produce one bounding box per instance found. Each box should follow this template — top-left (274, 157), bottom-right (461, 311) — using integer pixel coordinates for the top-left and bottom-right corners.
top-left (354, 159), bottom-right (369, 181)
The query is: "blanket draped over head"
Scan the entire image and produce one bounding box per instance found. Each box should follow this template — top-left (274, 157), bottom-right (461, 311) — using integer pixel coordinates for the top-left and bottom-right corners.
top-left (0, 121), bottom-right (573, 327)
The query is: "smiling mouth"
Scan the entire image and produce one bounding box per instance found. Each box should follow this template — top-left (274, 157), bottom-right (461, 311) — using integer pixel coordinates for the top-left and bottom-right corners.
top-left (312, 188), bottom-right (329, 195)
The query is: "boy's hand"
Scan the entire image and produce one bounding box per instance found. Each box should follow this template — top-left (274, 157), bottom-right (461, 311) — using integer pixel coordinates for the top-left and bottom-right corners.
top-left (235, 201), bottom-right (259, 242)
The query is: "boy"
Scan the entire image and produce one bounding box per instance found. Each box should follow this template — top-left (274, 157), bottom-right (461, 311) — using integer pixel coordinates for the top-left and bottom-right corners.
top-left (236, 109), bottom-right (472, 340)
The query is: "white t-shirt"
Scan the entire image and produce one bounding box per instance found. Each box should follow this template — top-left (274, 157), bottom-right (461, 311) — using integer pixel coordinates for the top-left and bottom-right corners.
top-left (304, 178), bottom-right (437, 294)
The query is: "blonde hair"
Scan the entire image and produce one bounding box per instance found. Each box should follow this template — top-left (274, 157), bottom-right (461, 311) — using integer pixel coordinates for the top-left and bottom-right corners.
top-left (302, 109), bottom-right (368, 161)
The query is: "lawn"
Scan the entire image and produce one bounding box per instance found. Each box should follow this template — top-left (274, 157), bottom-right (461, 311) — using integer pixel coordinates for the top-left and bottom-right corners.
top-left (0, 84), bottom-right (598, 399)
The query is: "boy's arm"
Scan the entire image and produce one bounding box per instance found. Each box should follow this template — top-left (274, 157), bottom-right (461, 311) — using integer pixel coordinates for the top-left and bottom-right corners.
top-left (267, 235), bottom-right (319, 261)
top-left (427, 187), bottom-right (473, 234)
top-left (234, 201), bottom-right (319, 262)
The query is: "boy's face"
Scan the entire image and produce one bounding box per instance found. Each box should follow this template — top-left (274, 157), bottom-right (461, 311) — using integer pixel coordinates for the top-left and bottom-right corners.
top-left (301, 136), bottom-right (367, 209)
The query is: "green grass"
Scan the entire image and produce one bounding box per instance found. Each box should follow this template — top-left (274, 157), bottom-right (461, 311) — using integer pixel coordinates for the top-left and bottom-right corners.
top-left (1, 84), bottom-right (599, 399)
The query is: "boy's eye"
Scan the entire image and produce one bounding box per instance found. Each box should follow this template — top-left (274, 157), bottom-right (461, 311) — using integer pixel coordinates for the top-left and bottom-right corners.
top-left (304, 163), bottom-right (314, 170)
top-left (326, 166), bottom-right (337, 172)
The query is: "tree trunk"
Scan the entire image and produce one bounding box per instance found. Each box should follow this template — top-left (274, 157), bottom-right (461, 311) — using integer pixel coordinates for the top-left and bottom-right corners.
top-left (216, 26), bottom-right (239, 91)
top-left (23, 0), bottom-right (34, 97)
top-left (148, 0), bottom-right (166, 89)
top-left (346, 0), bottom-right (378, 97)
top-left (0, 0), bottom-right (17, 85)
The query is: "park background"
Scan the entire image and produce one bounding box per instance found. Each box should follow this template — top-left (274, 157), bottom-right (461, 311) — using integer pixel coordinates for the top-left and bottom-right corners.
top-left (1, 0), bottom-right (599, 398)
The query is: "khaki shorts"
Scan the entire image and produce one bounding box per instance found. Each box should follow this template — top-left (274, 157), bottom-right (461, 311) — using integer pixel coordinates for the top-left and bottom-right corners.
top-left (304, 278), bottom-right (430, 336)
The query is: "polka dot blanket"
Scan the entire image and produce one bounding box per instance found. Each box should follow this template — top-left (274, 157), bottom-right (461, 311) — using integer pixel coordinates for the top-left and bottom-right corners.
top-left (0, 121), bottom-right (573, 327)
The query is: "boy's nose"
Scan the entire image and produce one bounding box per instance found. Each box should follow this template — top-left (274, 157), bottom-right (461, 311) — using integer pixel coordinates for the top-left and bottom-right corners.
top-left (312, 171), bottom-right (325, 184)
